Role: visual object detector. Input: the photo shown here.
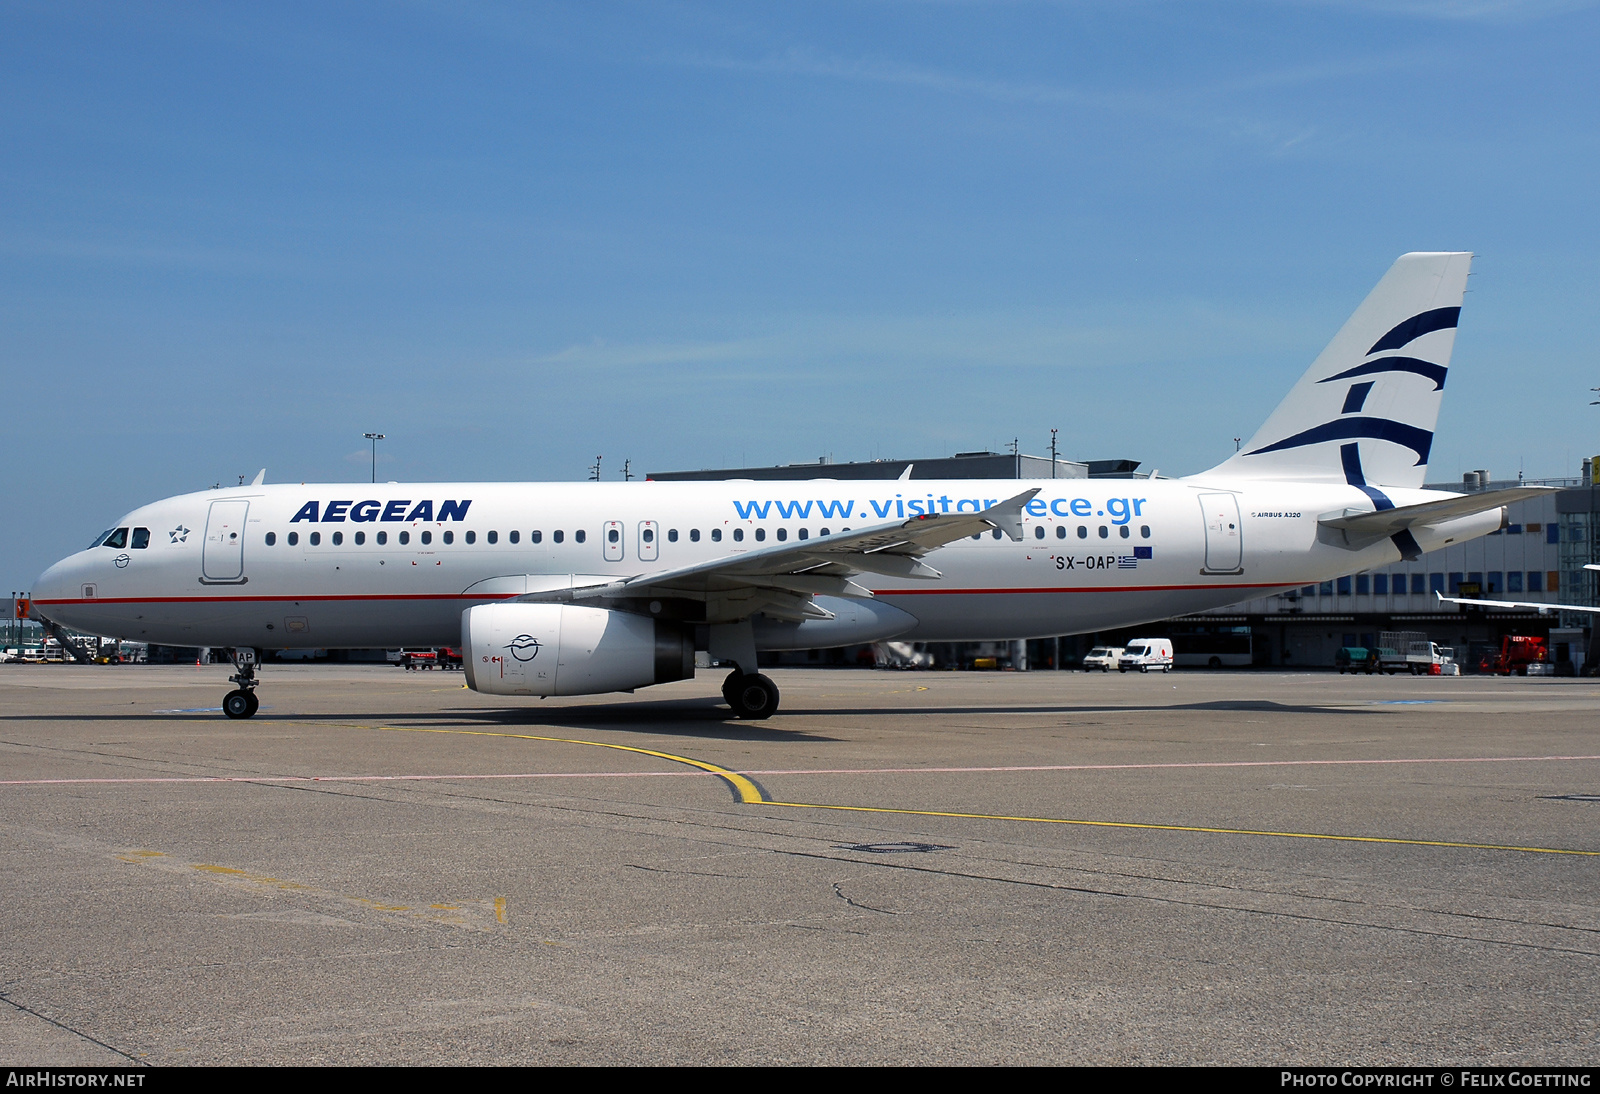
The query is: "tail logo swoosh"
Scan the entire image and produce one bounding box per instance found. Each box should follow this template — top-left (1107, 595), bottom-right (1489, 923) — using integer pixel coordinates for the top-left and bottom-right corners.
top-left (1318, 356), bottom-right (1448, 391)
top-left (1367, 307), bottom-right (1459, 354)
top-left (1246, 418), bottom-right (1434, 465)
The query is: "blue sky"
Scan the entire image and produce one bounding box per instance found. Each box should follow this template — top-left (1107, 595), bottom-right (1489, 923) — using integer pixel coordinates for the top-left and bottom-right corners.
top-left (4, 0), bottom-right (1598, 591)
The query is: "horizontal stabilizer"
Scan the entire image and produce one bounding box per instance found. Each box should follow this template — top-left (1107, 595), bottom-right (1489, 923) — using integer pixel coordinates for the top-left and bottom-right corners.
top-left (1318, 487), bottom-right (1552, 538)
top-left (1436, 591), bottom-right (1593, 614)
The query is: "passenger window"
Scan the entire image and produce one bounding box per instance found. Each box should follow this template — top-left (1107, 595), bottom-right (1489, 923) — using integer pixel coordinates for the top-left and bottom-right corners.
top-left (820, 527), bottom-right (830, 536)
top-left (554, 531), bottom-right (564, 544)
top-left (1056, 526), bottom-right (1066, 539)
top-left (642, 528), bottom-right (654, 544)
top-left (465, 531), bottom-right (475, 545)
top-left (332, 531), bottom-right (344, 546)
top-left (486, 530), bottom-right (496, 544)
top-left (399, 531), bottom-right (409, 545)
top-left (798, 528), bottom-right (808, 540)
top-left (690, 529), bottom-right (700, 542)
top-left (733, 529), bottom-right (744, 542)
top-left (265, 532), bottom-right (276, 547)
top-left (992, 530), bottom-right (1002, 540)
top-left (288, 531), bottom-right (299, 546)
top-left (668, 529), bottom-right (679, 542)
top-left (711, 529), bottom-right (722, 542)
top-left (776, 528), bottom-right (787, 542)
top-left (354, 531), bottom-right (365, 545)
top-left (132, 528), bottom-right (150, 549)
top-left (310, 532), bottom-right (322, 546)
top-left (1098, 526), bottom-right (1108, 539)
top-left (575, 530), bottom-right (586, 544)
top-left (531, 531), bottom-right (541, 544)
top-left (509, 531), bottom-right (519, 544)
top-left (443, 530), bottom-right (454, 545)
top-left (377, 531), bottom-right (387, 545)
top-left (102, 528), bottom-right (128, 549)
top-left (1034, 526), bottom-right (1044, 540)
top-left (608, 528), bottom-right (620, 544)
top-left (421, 531), bottom-right (432, 545)
top-left (971, 534), bottom-right (980, 541)
top-left (1140, 525), bottom-right (1150, 538)
top-left (1119, 526), bottom-right (1130, 539)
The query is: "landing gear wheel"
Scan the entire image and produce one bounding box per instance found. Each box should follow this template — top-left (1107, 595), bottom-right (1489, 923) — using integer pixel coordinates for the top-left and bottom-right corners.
top-left (223, 689), bottom-right (256, 719)
top-left (724, 672), bottom-right (780, 719)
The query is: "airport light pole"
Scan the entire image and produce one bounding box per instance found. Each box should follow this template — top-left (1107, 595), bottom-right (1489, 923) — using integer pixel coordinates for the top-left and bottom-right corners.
top-left (364, 433), bottom-right (385, 483)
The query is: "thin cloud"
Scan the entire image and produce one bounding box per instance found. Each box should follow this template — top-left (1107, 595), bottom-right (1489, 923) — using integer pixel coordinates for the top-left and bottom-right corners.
top-left (674, 47), bottom-right (1331, 153)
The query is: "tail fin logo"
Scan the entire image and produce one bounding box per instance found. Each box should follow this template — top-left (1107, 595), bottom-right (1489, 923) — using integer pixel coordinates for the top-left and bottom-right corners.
top-left (1244, 305), bottom-right (1457, 467)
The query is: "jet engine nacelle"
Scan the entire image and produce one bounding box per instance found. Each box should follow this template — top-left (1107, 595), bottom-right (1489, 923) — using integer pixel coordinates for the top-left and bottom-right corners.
top-left (462, 603), bottom-right (694, 697)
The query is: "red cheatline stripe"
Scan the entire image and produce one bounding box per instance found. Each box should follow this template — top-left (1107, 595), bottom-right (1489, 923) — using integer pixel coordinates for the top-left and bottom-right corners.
top-left (35, 584), bottom-right (1287, 607)
top-left (31, 593), bottom-right (523, 606)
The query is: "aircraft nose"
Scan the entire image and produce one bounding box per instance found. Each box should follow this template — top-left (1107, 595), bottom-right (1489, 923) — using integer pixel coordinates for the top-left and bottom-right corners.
top-left (35, 551), bottom-right (89, 604)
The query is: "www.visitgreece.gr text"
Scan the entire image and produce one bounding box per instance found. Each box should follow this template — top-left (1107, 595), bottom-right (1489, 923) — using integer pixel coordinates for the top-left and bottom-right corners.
top-left (728, 494), bottom-right (1151, 524)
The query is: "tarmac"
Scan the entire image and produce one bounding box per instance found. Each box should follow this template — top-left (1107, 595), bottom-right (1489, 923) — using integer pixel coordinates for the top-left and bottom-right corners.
top-left (1, 663), bottom-right (1596, 1065)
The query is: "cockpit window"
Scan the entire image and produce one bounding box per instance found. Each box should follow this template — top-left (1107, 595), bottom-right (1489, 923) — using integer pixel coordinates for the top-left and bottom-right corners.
top-left (89, 529), bottom-right (114, 549)
top-left (131, 528), bottom-right (150, 549)
top-left (100, 528), bottom-right (129, 549)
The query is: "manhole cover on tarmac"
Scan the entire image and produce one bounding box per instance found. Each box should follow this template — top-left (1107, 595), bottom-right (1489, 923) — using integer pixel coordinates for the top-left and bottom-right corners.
top-left (1541, 794), bottom-right (1600, 802)
top-left (836, 842), bottom-right (955, 854)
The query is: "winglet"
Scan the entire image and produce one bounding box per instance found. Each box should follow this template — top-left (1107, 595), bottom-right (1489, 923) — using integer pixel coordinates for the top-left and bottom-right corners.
top-left (981, 488), bottom-right (1041, 542)
top-left (898, 464), bottom-right (914, 481)
top-left (251, 469), bottom-right (266, 486)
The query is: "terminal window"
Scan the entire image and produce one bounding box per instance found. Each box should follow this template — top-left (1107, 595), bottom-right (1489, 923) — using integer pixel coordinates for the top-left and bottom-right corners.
top-left (1487, 571), bottom-right (1502, 592)
top-left (1449, 572), bottom-right (1464, 592)
top-left (1527, 570), bottom-right (1544, 591)
top-left (1430, 573), bottom-right (1445, 594)
top-left (1356, 574), bottom-right (1371, 595)
top-left (1319, 581), bottom-right (1333, 596)
top-left (1337, 576), bottom-right (1352, 595)
top-left (1373, 574), bottom-right (1388, 595)
top-left (1548, 525), bottom-right (1561, 544)
top-left (1508, 571), bottom-right (1524, 592)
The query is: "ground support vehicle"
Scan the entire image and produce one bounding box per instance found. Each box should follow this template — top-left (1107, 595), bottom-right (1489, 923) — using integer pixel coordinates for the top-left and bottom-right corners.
top-left (1082, 646), bottom-right (1124, 672)
top-left (1118, 639), bottom-right (1174, 673)
top-left (1473, 635), bottom-right (1548, 675)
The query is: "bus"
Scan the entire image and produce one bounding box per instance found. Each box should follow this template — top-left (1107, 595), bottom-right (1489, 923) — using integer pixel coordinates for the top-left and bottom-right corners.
top-left (1172, 628), bottom-right (1254, 668)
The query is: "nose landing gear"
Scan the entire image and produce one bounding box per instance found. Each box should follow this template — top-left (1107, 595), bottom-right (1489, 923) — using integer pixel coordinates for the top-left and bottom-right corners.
top-left (222, 648), bottom-right (260, 719)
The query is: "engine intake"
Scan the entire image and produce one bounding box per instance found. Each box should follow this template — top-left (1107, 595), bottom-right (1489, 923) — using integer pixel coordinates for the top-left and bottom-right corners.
top-left (462, 603), bottom-right (694, 697)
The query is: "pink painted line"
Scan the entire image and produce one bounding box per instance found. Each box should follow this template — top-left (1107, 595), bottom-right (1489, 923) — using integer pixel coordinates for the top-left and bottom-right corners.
top-left (736, 754), bottom-right (1600, 776)
top-left (2, 754), bottom-right (1597, 787)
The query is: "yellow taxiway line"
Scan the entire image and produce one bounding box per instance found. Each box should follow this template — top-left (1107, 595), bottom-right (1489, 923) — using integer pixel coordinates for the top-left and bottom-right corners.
top-left (361, 723), bottom-right (1597, 858)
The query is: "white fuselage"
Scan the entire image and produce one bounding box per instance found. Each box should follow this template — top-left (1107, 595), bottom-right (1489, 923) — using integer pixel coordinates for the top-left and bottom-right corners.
top-left (33, 477), bottom-right (1496, 649)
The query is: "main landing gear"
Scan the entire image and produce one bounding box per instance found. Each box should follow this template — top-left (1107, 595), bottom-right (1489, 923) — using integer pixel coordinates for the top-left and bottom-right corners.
top-left (222, 648), bottom-right (260, 720)
top-left (722, 670), bottom-right (780, 720)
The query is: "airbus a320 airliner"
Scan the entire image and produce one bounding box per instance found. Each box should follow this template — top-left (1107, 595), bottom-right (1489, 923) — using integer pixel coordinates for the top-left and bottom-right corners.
top-left (33, 253), bottom-right (1543, 719)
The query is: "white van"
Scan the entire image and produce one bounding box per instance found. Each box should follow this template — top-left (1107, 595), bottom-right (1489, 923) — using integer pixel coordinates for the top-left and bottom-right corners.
top-left (1082, 646), bottom-right (1124, 672)
top-left (1118, 638), bottom-right (1174, 673)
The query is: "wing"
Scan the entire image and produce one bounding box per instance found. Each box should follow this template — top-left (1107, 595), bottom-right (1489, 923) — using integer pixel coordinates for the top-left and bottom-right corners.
top-left (514, 488), bottom-right (1041, 623)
